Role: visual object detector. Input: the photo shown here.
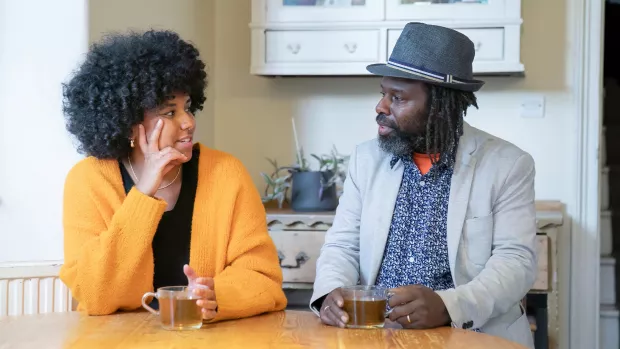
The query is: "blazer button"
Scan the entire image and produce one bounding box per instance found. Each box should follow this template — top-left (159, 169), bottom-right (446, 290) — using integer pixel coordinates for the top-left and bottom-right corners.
top-left (462, 320), bottom-right (474, 329)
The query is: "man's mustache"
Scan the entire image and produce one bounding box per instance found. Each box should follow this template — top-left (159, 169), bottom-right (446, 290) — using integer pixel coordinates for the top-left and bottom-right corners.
top-left (376, 113), bottom-right (398, 129)
top-left (376, 113), bottom-right (421, 139)
top-left (376, 113), bottom-right (428, 140)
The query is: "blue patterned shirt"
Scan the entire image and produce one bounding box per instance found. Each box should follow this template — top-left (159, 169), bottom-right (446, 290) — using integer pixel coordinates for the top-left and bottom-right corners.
top-left (375, 156), bottom-right (454, 291)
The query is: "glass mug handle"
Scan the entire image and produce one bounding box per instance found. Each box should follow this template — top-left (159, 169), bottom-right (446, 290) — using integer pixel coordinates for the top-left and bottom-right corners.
top-left (385, 291), bottom-right (395, 317)
top-left (141, 292), bottom-right (159, 315)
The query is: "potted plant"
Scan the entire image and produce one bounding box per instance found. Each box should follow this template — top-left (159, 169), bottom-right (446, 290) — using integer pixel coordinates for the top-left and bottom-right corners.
top-left (260, 158), bottom-right (295, 210)
top-left (261, 146), bottom-right (349, 212)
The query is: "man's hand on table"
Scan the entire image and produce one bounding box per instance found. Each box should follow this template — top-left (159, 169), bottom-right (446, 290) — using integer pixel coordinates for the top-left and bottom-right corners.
top-left (388, 285), bottom-right (451, 329)
top-left (319, 288), bottom-right (348, 328)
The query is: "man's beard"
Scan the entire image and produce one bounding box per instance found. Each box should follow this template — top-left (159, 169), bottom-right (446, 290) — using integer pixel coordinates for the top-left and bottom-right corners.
top-left (376, 113), bottom-right (429, 157)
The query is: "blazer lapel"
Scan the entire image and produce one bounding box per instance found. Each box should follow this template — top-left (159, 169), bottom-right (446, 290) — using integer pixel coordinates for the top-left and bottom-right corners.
top-left (446, 123), bottom-right (478, 281)
top-left (368, 159), bottom-right (404, 284)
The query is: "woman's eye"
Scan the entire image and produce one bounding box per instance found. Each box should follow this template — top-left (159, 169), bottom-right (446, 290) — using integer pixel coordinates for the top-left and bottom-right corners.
top-left (163, 111), bottom-right (174, 117)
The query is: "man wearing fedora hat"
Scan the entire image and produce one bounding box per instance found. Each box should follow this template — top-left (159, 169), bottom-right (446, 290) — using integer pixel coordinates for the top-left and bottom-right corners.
top-left (310, 23), bottom-right (536, 348)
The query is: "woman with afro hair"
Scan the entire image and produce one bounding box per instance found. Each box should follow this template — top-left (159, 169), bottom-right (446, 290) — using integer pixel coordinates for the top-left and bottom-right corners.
top-left (59, 30), bottom-right (287, 321)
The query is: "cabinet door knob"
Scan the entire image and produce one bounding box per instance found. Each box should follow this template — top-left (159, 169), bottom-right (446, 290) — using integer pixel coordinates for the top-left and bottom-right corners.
top-left (344, 42), bottom-right (358, 53)
top-left (277, 250), bottom-right (310, 269)
top-left (287, 43), bottom-right (301, 54)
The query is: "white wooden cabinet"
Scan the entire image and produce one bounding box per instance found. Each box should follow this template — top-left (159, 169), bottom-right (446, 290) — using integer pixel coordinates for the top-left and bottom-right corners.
top-left (250, 0), bottom-right (524, 76)
top-left (266, 210), bottom-right (333, 289)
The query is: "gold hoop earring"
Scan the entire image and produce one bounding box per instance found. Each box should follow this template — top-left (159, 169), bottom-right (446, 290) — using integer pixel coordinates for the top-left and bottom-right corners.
top-left (130, 139), bottom-right (135, 148)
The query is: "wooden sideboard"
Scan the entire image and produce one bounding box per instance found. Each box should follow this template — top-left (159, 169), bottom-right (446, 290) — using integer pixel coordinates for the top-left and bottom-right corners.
top-left (266, 201), bottom-right (564, 349)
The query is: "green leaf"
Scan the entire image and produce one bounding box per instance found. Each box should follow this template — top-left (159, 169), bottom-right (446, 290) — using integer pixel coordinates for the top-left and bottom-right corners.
top-left (266, 158), bottom-right (279, 170)
top-left (275, 192), bottom-right (286, 209)
top-left (311, 154), bottom-right (322, 163)
top-left (274, 175), bottom-right (291, 185)
top-left (261, 172), bottom-right (275, 186)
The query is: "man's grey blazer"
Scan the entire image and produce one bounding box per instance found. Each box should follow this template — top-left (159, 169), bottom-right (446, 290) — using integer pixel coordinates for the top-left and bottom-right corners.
top-left (310, 122), bottom-right (537, 349)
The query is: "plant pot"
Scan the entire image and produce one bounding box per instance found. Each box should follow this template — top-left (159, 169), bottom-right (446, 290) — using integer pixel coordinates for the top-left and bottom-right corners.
top-left (291, 171), bottom-right (338, 212)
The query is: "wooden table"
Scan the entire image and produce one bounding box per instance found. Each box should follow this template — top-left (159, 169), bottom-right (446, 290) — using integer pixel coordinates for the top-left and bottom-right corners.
top-left (0, 310), bottom-right (527, 349)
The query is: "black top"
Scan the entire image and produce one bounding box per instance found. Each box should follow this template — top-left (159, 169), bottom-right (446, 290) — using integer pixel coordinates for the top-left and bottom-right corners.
top-left (119, 148), bottom-right (199, 309)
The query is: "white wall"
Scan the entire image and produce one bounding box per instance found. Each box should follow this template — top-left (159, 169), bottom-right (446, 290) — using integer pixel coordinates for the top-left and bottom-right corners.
top-left (292, 86), bottom-right (574, 204)
top-left (0, 0), bottom-right (88, 263)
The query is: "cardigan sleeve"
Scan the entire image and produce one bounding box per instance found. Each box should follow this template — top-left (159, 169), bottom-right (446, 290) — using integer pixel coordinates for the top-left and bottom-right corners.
top-left (210, 162), bottom-right (287, 321)
top-left (59, 162), bottom-right (166, 315)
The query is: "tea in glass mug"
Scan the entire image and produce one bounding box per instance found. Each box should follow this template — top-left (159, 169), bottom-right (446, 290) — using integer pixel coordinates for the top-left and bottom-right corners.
top-left (341, 285), bottom-right (392, 329)
top-left (142, 286), bottom-right (204, 330)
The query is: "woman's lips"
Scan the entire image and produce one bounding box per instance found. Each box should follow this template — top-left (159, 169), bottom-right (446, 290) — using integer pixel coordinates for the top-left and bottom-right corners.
top-left (176, 137), bottom-right (193, 149)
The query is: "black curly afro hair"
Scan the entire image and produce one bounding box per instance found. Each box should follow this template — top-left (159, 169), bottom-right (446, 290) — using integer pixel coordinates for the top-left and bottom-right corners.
top-left (62, 29), bottom-right (207, 159)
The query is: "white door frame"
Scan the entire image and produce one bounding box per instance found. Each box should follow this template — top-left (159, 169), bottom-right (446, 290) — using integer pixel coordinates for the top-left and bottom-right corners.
top-left (570, 0), bottom-right (605, 347)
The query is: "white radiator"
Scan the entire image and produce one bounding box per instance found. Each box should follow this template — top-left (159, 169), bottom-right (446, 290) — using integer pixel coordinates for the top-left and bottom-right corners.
top-left (0, 262), bottom-right (73, 317)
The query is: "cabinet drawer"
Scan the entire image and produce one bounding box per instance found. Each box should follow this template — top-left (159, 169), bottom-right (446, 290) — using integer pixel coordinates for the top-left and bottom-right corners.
top-left (268, 230), bottom-right (326, 283)
top-left (388, 28), bottom-right (504, 62)
top-left (266, 30), bottom-right (380, 63)
top-left (531, 235), bottom-right (549, 291)
top-left (457, 28), bottom-right (504, 61)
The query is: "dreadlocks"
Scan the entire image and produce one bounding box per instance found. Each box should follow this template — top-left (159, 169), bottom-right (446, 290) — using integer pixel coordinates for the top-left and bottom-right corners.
top-left (424, 84), bottom-right (478, 167)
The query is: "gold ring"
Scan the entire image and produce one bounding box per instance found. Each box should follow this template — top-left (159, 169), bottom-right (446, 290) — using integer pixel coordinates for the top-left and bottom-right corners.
top-left (407, 314), bottom-right (411, 323)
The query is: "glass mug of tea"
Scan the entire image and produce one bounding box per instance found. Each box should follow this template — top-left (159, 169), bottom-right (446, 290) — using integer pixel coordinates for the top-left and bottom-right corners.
top-left (341, 285), bottom-right (393, 329)
top-left (142, 286), bottom-right (206, 330)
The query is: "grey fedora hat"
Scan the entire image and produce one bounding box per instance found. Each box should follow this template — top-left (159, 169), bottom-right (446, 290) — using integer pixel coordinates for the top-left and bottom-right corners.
top-left (367, 22), bottom-right (484, 92)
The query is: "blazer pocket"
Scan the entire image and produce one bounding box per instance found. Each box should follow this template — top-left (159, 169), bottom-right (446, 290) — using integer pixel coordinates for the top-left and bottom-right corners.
top-left (505, 305), bottom-right (535, 348)
top-left (462, 214), bottom-right (494, 267)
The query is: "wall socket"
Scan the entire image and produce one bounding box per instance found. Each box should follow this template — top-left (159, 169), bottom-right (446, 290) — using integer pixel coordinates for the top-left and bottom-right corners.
top-left (520, 95), bottom-right (545, 118)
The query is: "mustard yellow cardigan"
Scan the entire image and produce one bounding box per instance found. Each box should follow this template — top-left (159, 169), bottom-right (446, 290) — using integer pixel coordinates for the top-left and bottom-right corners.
top-left (59, 144), bottom-right (287, 320)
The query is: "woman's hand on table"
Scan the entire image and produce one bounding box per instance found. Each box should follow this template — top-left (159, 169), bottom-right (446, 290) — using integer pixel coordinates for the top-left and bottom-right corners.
top-left (184, 264), bottom-right (218, 321)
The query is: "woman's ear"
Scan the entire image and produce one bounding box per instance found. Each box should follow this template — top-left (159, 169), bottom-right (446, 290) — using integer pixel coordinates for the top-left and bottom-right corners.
top-left (129, 124), bottom-right (141, 148)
